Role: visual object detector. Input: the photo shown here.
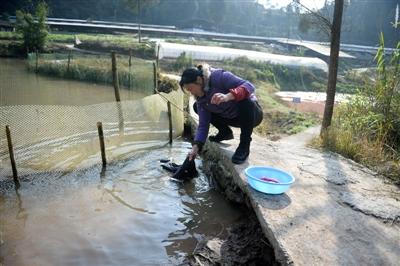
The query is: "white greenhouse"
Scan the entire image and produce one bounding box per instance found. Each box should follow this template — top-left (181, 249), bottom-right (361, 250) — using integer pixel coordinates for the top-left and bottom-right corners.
top-left (157, 42), bottom-right (328, 72)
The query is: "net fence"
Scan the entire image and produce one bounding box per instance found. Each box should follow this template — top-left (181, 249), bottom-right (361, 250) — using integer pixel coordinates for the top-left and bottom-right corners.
top-left (27, 50), bottom-right (156, 94)
top-left (0, 54), bottom-right (184, 181)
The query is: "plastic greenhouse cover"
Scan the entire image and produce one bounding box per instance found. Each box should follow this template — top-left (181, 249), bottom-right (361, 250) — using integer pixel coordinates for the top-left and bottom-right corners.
top-left (158, 42), bottom-right (328, 72)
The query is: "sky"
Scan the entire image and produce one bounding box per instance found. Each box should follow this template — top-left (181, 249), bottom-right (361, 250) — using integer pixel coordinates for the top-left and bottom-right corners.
top-left (257, 0), bottom-right (328, 10)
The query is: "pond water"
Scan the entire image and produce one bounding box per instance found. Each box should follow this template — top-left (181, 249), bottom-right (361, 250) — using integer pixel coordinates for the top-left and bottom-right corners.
top-left (0, 142), bottom-right (244, 265)
top-left (0, 58), bottom-right (146, 106)
top-left (0, 58), bottom-right (244, 265)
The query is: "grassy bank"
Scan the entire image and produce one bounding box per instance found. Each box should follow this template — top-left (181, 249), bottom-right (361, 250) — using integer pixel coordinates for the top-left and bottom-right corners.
top-left (159, 55), bottom-right (320, 138)
top-left (165, 53), bottom-right (362, 94)
top-left (0, 32), bottom-right (155, 59)
top-left (253, 81), bottom-right (319, 138)
top-left (314, 106), bottom-right (399, 184)
top-left (0, 40), bottom-right (25, 57)
top-left (0, 32), bottom-right (22, 40)
top-left (28, 52), bottom-right (155, 93)
top-left (314, 40), bottom-right (400, 183)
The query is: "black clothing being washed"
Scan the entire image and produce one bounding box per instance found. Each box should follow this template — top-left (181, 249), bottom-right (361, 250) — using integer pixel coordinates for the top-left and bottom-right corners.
top-left (161, 157), bottom-right (198, 181)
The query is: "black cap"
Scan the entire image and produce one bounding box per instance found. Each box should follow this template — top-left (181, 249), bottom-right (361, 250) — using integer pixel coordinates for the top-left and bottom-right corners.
top-left (179, 67), bottom-right (202, 88)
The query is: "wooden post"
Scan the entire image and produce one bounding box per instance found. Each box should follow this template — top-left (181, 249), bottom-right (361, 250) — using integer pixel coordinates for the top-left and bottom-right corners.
top-left (67, 50), bottom-right (71, 73)
top-left (6, 126), bottom-right (20, 188)
top-left (153, 62), bottom-right (158, 94)
top-left (35, 50), bottom-right (38, 73)
top-left (97, 122), bottom-right (107, 167)
top-left (138, 0), bottom-right (142, 43)
top-left (129, 49), bottom-right (132, 67)
top-left (111, 51), bottom-right (124, 133)
top-left (156, 43), bottom-right (160, 68)
top-left (167, 101), bottom-right (173, 145)
top-left (128, 49), bottom-right (132, 89)
top-left (111, 51), bottom-right (121, 102)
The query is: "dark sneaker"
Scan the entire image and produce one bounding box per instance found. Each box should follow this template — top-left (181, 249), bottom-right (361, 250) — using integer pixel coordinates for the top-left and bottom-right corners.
top-left (231, 144), bottom-right (250, 164)
top-left (209, 130), bottom-right (234, 142)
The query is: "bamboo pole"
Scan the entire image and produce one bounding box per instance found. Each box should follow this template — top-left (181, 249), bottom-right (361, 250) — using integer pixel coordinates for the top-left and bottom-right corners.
top-left (97, 122), bottom-right (107, 167)
top-left (6, 126), bottom-right (20, 188)
top-left (167, 101), bottom-right (173, 144)
top-left (153, 62), bottom-right (158, 94)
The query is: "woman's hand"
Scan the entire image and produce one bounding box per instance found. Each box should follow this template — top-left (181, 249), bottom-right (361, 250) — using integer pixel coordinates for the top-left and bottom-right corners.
top-left (188, 144), bottom-right (199, 161)
top-left (211, 92), bottom-right (235, 105)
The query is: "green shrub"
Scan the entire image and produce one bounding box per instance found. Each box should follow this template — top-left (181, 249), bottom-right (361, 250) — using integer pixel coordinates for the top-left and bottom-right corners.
top-left (0, 40), bottom-right (25, 57)
top-left (172, 52), bottom-right (193, 71)
top-left (0, 32), bottom-right (22, 40)
top-left (15, 2), bottom-right (49, 53)
top-left (220, 56), bottom-right (327, 91)
top-left (321, 35), bottom-right (400, 182)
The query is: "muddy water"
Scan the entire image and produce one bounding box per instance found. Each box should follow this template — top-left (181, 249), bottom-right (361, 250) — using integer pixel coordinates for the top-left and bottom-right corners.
top-left (0, 58), bottom-right (146, 106)
top-left (0, 142), bottom-right (243, 265)
top-left (0, 58), bottom-right (243, 264)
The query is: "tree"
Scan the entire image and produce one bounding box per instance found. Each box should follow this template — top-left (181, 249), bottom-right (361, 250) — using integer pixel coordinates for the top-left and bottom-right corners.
top-left (341, 0), bottom-right (398, 47)
top-left (123, 0), bottom-right (159, 42)
top-left (321, 0), bottom-right (344, 134)
top-left (16, 1), bottom-right (49, 53)
top-left (295, 0), bottom-right (332, 39)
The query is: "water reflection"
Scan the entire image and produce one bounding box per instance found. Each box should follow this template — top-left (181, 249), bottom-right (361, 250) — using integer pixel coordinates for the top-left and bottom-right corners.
top-left (15, 188), bottom-right (28, 224)
top-left (0, 142), bottom-right (243, 265)
top-left (0, 58), bottom-right (147, 106)
top-left (163, 168), bottom-right (243, 263)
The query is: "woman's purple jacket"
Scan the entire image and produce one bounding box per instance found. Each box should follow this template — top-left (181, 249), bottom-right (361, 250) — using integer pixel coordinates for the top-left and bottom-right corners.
top-left (194, 68), bottom-right (257, 144)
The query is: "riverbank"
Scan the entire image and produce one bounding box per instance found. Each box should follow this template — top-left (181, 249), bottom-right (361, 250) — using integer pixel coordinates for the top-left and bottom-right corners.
top-left (0, 32), bottom-right (154, 58)
top-left (26, 52), bottom-right (155, 93)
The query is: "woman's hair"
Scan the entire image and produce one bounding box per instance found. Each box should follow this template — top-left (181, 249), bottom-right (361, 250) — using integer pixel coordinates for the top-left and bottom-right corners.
top-left (179, 65), bottom-right (204, 89)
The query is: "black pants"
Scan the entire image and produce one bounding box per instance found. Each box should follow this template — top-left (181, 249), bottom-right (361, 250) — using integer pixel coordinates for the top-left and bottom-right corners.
top-left (194, 99), bottom-right (263, 144)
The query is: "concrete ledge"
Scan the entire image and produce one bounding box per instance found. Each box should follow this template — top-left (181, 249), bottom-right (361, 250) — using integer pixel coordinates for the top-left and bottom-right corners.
top-left (188, 96), bottom-right (399, 265)
top-left (200, 127), bottom-right (400, 265)
top-left (201, 139), bottom-right (293, 264)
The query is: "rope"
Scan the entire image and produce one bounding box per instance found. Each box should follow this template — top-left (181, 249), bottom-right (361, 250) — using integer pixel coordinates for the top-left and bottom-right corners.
top-left (155, 90), bottom-right (219, 136)
top-left (154, 89), bottom-right (199, 123)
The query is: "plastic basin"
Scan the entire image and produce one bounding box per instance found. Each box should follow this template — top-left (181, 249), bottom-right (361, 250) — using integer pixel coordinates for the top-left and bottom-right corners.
top-left (245, 166), bottom-right (295, 194)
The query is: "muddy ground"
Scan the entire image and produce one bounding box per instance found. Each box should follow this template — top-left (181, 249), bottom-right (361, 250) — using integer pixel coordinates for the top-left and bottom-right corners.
top-left (185, 211), bottom-right (277, 266)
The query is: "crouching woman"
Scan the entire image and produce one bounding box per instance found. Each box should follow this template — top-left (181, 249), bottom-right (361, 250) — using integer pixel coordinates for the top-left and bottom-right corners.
top-left (179, 64), bottom-right (263, 164)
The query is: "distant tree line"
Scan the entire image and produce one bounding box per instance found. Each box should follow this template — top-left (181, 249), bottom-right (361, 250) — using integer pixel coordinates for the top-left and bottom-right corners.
top-left (1, 0), bottom-right (398, 47)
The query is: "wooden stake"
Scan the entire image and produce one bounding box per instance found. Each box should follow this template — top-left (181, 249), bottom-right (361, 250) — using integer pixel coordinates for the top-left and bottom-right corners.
top-left (128, 49), bottom-right (132, 88)
top-left (97, 122), bottom-right (107, 167)
top-left (129, 49), bottom-right (132, 67)
top-left (111, 51), bottom-right (121, 102)
top-left (67, 50), bottom-right (71, 73)
top-left (156, 43), bottom-right (160, 68)
top-left (35, 50), bottom-right (38, 73)
top-left (167, 101), bottom-right (173, 144)
top-left (153, 62), bottom-right (158, 94)
top-left (6, 125), bottom-right (20, 188)
top-left (111, 52), bottom-right (124, 133)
